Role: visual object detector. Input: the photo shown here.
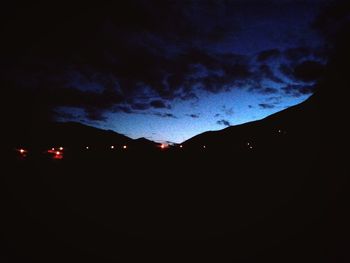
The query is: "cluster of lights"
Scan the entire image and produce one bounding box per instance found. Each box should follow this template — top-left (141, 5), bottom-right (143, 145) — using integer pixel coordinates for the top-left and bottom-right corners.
top-left (19, 133), bottom-right (281, 160)
top-left (110, 145), bottom-right (128, 150)
top-left (83, 145), bottom-right (128, 150)
top-left (47, 147), bottom-right (64, 160)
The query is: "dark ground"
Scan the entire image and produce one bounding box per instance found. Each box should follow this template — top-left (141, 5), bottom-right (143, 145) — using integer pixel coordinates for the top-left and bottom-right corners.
top-left (1, 143), bottom-right (338, 263)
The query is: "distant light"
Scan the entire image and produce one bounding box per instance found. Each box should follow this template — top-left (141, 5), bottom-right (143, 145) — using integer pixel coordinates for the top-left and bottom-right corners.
top-left (123, 145), bottom-right (127, 149)
top-left (110, 145), bottom-right (115, 149)
top-left (86, 146), bottom-right (89, 150)
top-left (20, 149), bottom-right (25, 153)
top-left (278, 129), bottom-right (282, 133)
top-left (249, 146), bottom-right (253, 149)
top-left (247, 142), bottom-right (250, 146)
top-left (203, 145), bottom-right (206, 149)
top-left (51, 147), bottom-right (55, 151)
top-left (59, 147), bottom-right (63, 151)
top-left (53, 151), bottom-right (63, 159)
top-left (161, 144), bottom-right (165, 149)
top-left (179, 145), bottom-right (183, 148)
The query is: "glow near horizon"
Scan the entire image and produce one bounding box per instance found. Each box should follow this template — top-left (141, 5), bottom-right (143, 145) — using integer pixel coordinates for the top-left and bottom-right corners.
top-left (101, 89), bottom-right (310, 143)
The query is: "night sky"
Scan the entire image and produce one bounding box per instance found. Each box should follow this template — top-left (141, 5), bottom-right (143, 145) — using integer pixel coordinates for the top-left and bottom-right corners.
top-left (1, 1), bottom-right (334, 143)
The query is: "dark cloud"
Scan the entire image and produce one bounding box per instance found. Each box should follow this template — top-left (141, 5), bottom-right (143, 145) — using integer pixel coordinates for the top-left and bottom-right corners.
top-left (221, 106), bottom-right (234, 116)
top-left (266, 96), bottom-right (283, 105)
top-left (257, 49), bottom-right (281, 62)
top-left (259, 103), bottom-right (275, 109)
top-left (131, 103), bottom-right (150, 110)
top-left (3, 29), bottom-right (255, 122)
top-left (154, 112), bottom-right (177, 119)
top-left (214, 113), bottom-right (221, 117)
top-left (260, 87), bottom-right (279, 94)
top-left (150, 100), bottom-right (170, 109)
top-left (284, 47), bottom-right (312, 61)
top-left (258, 64), bottom-right (284, 83)
top-left (183, 53), bottom-right (253, 94)
top-left (279, 60), bottom-right (325, 83)
top-left (115, 105), bottom-right (134, 114)
top-left (3, 78), bottom-right (125, 123)
top-left (216, 119), bottom-right (231, 127)
top-left (54, 110), bottom-right (79, 120)
top-left (85, 108), bottom-right (108, 122)
top-left (1, 0), bottom-right (330, 128)
top-left (282, 84), bottom-right (316, 97)
top-left (187, 114), bottom-right (200, 118)
top-left (180, 92), bottom-right (199, 101)
top-left (248, 83), bottom-right (279, 95)
top-left (279, 64), bottom-right (294, 78)
top-left (293, 60), bottom-right (325, 82)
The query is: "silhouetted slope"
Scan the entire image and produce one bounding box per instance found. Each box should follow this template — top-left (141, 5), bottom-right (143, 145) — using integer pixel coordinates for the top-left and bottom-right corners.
top-left (132, 137), bottom-right (161, 149)
top-left (183, 93), bottom-right (320, 157)
top-left (3, 93), bottom-right (329, 263)
top-left (9, 121), bottom-right (159, 151)
top-left (42, 122), bottom-right (133, 147)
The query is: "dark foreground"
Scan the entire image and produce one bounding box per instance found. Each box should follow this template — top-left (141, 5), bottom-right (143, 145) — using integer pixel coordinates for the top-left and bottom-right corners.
top-left (2, 145), bottom-right (338, 263)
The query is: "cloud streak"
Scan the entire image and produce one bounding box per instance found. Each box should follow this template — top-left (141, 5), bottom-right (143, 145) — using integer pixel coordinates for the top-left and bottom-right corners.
top-left (216, 119), bottom-right (231, 127)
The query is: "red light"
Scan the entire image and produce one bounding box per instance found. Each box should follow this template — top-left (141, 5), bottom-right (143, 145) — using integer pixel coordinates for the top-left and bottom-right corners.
top-left (160, 143), bottom-right (170, 149)
top-left (53, 152), bottom-right (63, 159)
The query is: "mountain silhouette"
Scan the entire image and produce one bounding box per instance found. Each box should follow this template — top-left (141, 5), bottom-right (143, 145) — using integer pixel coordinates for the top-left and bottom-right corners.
top-left (182, 93), bottom-right (319, 159)
top-left (4, 92), bottom-right (326, 263)
top-left (9, 121), bottom-right (160, 152)
top-left (9, 93), bottom-right (319, 159)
